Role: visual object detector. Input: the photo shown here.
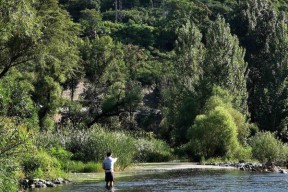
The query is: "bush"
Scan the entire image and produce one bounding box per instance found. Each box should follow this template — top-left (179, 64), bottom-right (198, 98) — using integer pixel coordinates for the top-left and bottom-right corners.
top-left (48, 146), bottom-right (73, 162)
top-left (187, 106), bottom-right (240, 159)
top-left (135, 138), bottom-right (173, 162)
top-left (21, 150), bottom-right (65, 179)
top-left (250, 132), bottom-right (287, 164)
top-left (0, 159), bottom-right (18, 192)
top-left (203, 87), bottom-right (252, 146)
top-left (0, 117), bottom-right (32, 160)
top-left (234, 146), bottom-right (252, 161)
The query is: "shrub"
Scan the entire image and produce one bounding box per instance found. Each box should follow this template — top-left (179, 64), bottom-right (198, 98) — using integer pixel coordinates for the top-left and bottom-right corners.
top-left (204, 87), bottom-right (252, 146)
top-left (234, 146), bottom-right (252, 161)
top-left (250, 132), bottom-right (287, 163)
top-left (21, 150), bottom-right (65, 179)
top-left (135, 138), bottom-right (173, 162)
top-left (187, 106), bottom-right (240, 159)
top-left (48, 146), bottom-right (73, 162)
top-left (0, 117), bottom-right (32, 160)
top-left (0, 159), bottom-right (18, 192)
top-left (0, 117), bottom-right (33, 189)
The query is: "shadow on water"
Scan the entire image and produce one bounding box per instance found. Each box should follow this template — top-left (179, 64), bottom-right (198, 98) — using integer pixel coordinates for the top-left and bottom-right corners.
top-left (29, 169), bottom-right (288, 192)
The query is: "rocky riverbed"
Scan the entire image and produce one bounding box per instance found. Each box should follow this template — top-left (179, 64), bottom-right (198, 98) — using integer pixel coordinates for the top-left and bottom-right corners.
top-left (213, 162), bottom-right (288, 173)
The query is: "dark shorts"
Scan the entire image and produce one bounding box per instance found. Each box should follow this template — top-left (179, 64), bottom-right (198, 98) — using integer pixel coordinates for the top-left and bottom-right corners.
top-left (105, 172), bottom-right (114, 182)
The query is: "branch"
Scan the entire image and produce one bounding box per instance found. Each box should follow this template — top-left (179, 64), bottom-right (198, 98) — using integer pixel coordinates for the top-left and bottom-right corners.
top-left (88, 100), bottom-right (125, 127)
top-left (0, 55), bottom-right (34, 80)
top-left (87, 111), bottom-right (123, 127)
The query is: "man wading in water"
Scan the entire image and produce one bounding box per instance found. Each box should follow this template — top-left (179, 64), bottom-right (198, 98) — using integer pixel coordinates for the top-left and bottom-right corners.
top-left (102, 152), bottom-right (118, 189)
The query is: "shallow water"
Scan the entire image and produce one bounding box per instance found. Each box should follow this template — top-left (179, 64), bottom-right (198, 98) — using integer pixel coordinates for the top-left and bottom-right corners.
top-left (29, 169), bottom-right (288, 192)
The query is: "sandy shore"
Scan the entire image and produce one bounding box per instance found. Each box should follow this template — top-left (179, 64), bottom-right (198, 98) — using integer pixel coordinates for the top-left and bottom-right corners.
top-left (131, 162), bottom-right (236, 171)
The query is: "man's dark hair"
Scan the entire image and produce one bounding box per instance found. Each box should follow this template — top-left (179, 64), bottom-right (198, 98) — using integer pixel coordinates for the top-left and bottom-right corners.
top-left (106, 152), bottom-right (111, 157)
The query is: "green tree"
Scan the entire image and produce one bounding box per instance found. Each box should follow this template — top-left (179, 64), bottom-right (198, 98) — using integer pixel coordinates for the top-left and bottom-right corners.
top-left (264, 13), bottom-right (288, 138)
top-left (202, 16), bottom-right (248, 113)
top-left (0, 0), bottom-right (41, 79)
top-left (230, 0), bottom-right (288, 139)
top-left (0, 0), bottom-right (81, 130)
top-left (175, 20), bottom-right (204, 91)
top-left (183, 87), bottom-right (252, 160)
top-left (32, 0), bottom-right (81, 131)
top-left (187, 106), bottom-right (240, 159)
top-left (155, 0), bottom-right (210, 50)
top-left (59, 0), bottom-right (101, 21)
top-left (79, 9), bottom-right (103, 38)
top-left (81, 36), bottom-right (141, 128)
top-left (114, 23), bottom-right (155, 48)
top-left (0, 70), bottom-right (38, 128)
top-left (161, 21), bottom-right (204, 146)
top-left (203, 87), bottom-right (252, 146)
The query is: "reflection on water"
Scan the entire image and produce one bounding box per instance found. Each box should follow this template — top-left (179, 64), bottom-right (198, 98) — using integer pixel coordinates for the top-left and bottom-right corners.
top-left (29, 169), bottom-right (288, 192)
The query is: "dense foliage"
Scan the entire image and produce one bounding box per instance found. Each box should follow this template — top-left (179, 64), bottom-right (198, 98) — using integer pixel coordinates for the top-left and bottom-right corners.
top-left (2, 0), bottom-right (288, 189)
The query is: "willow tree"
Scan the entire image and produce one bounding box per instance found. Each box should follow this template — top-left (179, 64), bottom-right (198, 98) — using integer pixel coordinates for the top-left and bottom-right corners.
top-left (202, 16), bottom-right (248, 114)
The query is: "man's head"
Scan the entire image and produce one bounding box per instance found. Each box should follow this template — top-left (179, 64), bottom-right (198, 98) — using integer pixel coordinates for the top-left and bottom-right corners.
top-left (106, 152), bottom-right (112, 157)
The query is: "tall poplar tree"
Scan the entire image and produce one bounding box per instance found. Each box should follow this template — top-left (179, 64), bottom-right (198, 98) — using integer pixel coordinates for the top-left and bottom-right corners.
top-left (202, 16), bottom-right (248, 114)
top-left (231, 0), bottom-right (288, 138)
top-left (161, 21), bottom-right (204, 146)
top-left (266, 13), bottom-right (288, 139)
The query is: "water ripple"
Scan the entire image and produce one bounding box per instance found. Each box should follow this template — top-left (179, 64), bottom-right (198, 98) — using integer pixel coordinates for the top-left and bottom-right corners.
top-left (30, 169), bottom-right (288, 192)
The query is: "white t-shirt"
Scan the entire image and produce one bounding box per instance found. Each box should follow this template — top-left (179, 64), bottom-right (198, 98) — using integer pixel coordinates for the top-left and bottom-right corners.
top-left (102, 156), bottom-right (118, 173)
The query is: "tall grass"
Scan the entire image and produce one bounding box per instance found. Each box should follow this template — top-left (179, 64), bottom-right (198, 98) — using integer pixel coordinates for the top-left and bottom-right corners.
top-left (62, 161), bottom-right (102, 173)
top-left (33, 124), bottom-right (174, 173)
top-left (65, 125), bottom-right (137, 170)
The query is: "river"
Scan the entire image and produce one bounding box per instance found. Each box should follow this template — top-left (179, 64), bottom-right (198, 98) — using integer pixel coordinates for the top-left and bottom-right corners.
top-left (28, 167), bottom-right (288, 192)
